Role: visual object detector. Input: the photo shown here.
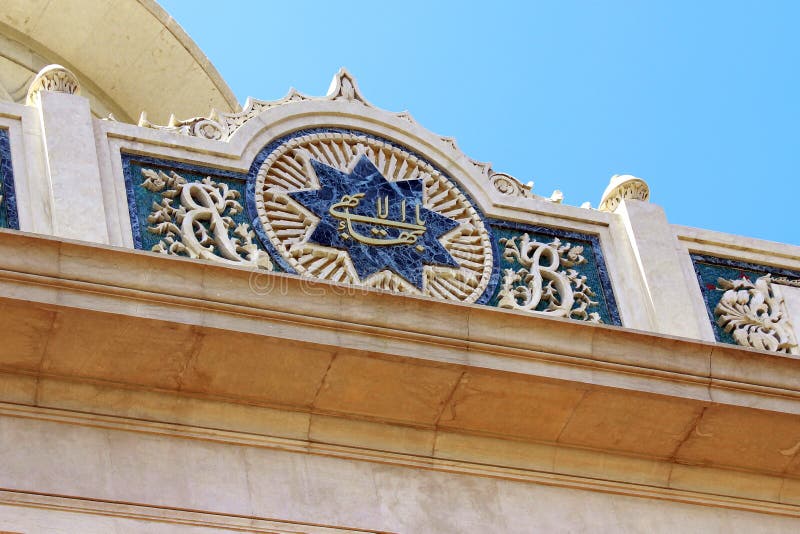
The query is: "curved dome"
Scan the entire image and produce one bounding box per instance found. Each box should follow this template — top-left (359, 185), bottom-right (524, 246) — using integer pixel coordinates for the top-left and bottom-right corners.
top-left (0, 0), bottom-right (239, 123)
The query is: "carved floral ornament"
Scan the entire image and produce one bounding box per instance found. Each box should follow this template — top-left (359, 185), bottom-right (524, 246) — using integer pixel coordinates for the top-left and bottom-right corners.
top-left (498, 233), bottom-right (602, 322)
top-left (714, 274), bottom-right (799, 355)
top-left (141, 169), bottom-right (272, 270)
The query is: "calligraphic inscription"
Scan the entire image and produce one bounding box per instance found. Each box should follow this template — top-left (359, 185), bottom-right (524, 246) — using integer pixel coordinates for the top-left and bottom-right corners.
top-left (289, 157), bottom-right (459, 289)
top-left (252, 129), bottom-right (494, 302)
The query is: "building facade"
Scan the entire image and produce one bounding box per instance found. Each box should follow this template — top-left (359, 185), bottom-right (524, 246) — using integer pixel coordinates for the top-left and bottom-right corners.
top-left (0, 1), bottom-right (799, 532)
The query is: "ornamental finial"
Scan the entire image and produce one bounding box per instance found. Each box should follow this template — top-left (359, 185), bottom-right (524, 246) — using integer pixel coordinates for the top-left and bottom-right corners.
top-left (26, 64), bottom-right (81, 105)
top-left (598, 174), bottom-right (650, 213)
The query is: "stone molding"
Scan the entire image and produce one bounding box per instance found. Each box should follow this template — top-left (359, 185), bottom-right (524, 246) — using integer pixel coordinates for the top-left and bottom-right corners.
top-left (2, 231), bottom-right (800, 518)
top-left (1, 401), bottom-right (800, 521)
top-left (0, 487), bottom-right (370, 533)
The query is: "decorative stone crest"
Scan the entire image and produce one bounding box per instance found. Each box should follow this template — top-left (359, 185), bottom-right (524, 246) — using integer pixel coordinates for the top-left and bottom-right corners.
top-left (488, 172), bottom-right (563, 203)
top-left (253, 129), bottom-right (493, 303)
top-left (497, 233), bottom-right (602, 322)
top-left (598, 174), bottom-right (649, 213)
top-left (142, 169), bottom-right (272, 270)
top-left (138, 68), bottom-right (369, 142)
top-left (26, 64), bottom-right (81, 105)
top-left (714, 275), bottom-right (799, 355)
top-left (139, 69), bottom-right (567, 204)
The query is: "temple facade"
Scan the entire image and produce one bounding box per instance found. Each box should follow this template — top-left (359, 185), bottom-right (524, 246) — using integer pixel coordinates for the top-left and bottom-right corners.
top-left (1, 1), bottom-right (799, 532)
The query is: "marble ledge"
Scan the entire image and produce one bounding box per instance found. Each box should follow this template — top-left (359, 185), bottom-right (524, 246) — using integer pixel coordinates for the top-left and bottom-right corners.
top-left (674, 224), bottom-right (800, 269)
top-left (0, 230), bottom-right (797, 400)
top-left (0, 231), bottom-right (798, 481)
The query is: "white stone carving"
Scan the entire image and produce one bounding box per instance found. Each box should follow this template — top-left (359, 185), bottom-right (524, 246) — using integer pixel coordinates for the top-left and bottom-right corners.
top-left (498, 234), bottom-right (601, 322)
top-left (26, 64), bottom-right (81, 105)
top-left (489, 171), bottom-right (564, 202)
top-left (714, 275), bottom-right (799, 355)
top-left (142, 169), bottom-right (272, 270)
top-left (490, 172), bottom-right (534, 198)
top-left (137, 68), bottom-right (372, 142)
top-left (137, 96), bottom-right (278, 142)
top-left (138, 69), bottom-right (567, 203)
top-left (598, 174), bottom-right (650, 213)
top-left (136, 69), bottom-right (576, 208)
top-left (326, 68), bottom-right (370, 104)
top-left (254, 131), bottom-right (493, 303)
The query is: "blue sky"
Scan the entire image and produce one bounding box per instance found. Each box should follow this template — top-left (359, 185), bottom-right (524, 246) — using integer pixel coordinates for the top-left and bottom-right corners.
top-left (160, 0), bottom-right (799, 245)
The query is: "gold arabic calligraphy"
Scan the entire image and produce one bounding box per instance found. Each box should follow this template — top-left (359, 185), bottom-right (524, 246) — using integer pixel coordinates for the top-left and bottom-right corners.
top-left (329, 193), bottom-right (427, 251)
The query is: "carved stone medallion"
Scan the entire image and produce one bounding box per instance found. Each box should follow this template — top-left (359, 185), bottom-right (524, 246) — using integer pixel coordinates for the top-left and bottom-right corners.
top-left (252, 129), bottom-right (494, 303)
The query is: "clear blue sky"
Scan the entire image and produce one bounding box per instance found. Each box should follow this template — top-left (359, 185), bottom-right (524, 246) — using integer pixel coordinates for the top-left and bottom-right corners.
top-left (160, 0), bottom-right (799, 246)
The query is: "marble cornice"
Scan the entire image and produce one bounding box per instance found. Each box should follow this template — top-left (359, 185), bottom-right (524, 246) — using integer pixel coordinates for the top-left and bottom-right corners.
top-left (1, 229), bottom-right (800, 512)
top-left (0, 230), bottom-right (797, 403)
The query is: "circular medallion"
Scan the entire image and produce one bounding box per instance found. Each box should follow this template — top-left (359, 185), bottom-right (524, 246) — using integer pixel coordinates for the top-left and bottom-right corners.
top-left (252, 129), bottom-right (493, 303)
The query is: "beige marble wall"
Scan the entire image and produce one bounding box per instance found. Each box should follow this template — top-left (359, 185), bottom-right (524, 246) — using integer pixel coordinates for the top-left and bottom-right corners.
top-left (0, 414), bottom-right (798, 534)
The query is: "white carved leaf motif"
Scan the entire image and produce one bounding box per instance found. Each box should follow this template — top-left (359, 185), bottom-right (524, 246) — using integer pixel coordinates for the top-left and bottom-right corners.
top-left (142, 169), bottom-right (273, 270)
top-left (714, 275), bottom-right (799, 355)
top-left (497, 234), bottom-right (602, 323)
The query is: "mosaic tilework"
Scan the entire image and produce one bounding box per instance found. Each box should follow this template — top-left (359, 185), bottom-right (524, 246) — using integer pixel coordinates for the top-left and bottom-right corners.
top-left (691, 254), bottom-right (800, 345)
top-left (0, 129), bottom-right (19, 230)
top-left (122, 151), bottom-right (619, 325)
top-left (289, 157), bottom-right (460, 290)
top-left (488, 221), bottom-right (621, 325)
top-left (122, 154), bottom-right (281, 271)
top-left (246, 127), bottom-right (498, 304)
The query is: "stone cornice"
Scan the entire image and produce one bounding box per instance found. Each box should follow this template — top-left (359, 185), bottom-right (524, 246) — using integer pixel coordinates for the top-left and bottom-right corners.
top-left (1, 229), bottom-right (800, 512)
top-left (0, 230), bottom-right (797, 403)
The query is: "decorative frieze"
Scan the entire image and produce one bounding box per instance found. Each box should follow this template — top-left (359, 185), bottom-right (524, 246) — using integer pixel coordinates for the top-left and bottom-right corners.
top-left (123, 156), bottom-right (274, 271)
top-left (141, 169), bottom-right (272, 270)
top-left (124, 71), bottom-right (619, 324)
top-left (692, 254), bottom-right (800, 355)
top-left (489, 222), bottom-right (620, 325)
top-left (124, 153), bottom-right (619, 324)
top-left (251, 128), bottom-right (494, 303)
top-left (497, 234), bottom-right (601, 322)
top-left (714, 275), bottom-right (798, 354)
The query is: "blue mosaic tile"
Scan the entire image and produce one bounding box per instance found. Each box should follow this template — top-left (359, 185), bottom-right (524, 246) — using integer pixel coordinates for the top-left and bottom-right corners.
top-left (289, 157), bottom-right (459, 289)
top-left (487, 220), bottom-right (621, 325)
top-left (0, 128), bottom-right (19, 230)
top-left (245, 127), bottom-right (499, 305)
top-left (121, 154), bottom-right (281, 271)
top-left (691, 254), bottom-right (800, 345)
top-left (122, 133), bottom-right (618, 326)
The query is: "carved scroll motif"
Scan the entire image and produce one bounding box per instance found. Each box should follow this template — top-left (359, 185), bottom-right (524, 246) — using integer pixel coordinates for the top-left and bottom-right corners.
top-left (714, 275), bottom-right (799, 355)
top-left (497, 234), bottom-right (601, 322)
top-left (142, 169), bottom-right (273, 270)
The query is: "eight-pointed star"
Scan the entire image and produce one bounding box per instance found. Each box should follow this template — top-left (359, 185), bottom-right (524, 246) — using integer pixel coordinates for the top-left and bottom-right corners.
top-left (288, 156), bottom-right (460, 289)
